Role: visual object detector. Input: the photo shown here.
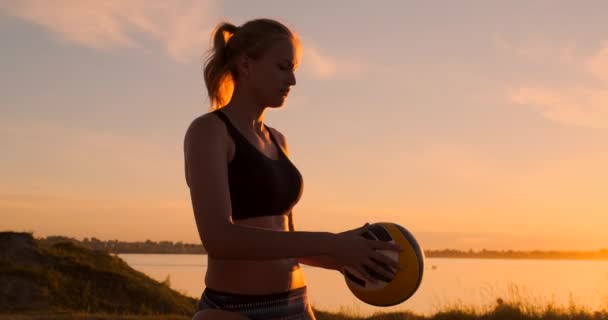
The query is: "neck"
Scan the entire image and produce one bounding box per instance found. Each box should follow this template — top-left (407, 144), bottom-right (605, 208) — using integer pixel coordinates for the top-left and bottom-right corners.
top-left (220, 88), bottom-right (267, 134)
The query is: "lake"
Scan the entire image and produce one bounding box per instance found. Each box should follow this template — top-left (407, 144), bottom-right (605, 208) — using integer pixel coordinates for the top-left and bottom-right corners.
top-left (118, 254), bottom-right (608, 316)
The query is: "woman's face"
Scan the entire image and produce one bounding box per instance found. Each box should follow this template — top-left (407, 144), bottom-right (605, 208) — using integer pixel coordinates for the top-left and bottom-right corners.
top-left (247, 38), bottom-right (297, 108)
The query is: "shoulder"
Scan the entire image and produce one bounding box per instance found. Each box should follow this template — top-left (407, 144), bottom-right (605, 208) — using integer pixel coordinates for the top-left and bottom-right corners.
top-left (185, 112), bottom-right (225, 144)
top-left (267, 126), bottom-right (289, 155)
top-left (186, 112), bottom-right (224, 134)
top-left (184, 112), bottom-right (230, 156)
top-left (183, 112), bottom-right (231, 187)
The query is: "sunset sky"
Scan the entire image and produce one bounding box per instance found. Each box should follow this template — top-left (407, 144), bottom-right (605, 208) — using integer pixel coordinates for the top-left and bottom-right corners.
top-left (2, 1), bottom-right (607, 250)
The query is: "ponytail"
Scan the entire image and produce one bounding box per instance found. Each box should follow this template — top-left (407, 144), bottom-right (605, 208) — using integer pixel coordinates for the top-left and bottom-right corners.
top-left (203, 22), bottom-right (238, 110)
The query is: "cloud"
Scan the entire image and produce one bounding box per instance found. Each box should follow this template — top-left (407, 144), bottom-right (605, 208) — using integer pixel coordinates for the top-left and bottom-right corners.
top-left (0, 1), bottom-right (365, 76)
top-left (586, 43), bottom-right (608, 81)
top-left (498, 38), bottom-right (608, 128)
top-left (511, 86), bottom-right (608, 128)
top-left (300, 43), bottom-right (368, 79)
top-left (302, 46), bottom-right (337, 78)
top-left (0, 0), bottom-right (220, 63)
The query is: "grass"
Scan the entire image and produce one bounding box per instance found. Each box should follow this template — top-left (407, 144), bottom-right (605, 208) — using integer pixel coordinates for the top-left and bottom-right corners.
top-left (1, 232), bottom-right (197, 314)
top-left (314, 301), bottom-right (608, 320)
top-left (0, 313), bottom-right (190, 320)
top-left (3, 302), bottom-right (608, 320)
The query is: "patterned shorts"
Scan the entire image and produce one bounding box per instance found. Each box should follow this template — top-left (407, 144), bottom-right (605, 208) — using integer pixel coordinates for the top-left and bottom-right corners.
top-left (197, 286), bottom-right (312, 320)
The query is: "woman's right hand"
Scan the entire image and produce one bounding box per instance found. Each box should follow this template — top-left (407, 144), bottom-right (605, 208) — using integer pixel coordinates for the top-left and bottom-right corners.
top-left (329, 223), bottom-right (403, 283)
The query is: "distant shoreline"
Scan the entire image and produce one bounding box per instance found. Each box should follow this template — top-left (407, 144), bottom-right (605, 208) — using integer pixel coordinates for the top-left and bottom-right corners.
top-left (424, 249), bottom-right (608, 260)
top-left (112, 252), bottom-right (608, 261)
top-left (35, 234), bottom-right (608, 261)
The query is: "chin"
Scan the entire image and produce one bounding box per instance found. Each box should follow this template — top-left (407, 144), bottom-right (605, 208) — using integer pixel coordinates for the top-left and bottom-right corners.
top-left (268, 98), bottom-right (287, 108)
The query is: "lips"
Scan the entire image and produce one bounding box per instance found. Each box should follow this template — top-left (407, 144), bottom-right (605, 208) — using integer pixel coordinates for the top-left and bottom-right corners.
top-left (280, 88), bottom-right (290, 96)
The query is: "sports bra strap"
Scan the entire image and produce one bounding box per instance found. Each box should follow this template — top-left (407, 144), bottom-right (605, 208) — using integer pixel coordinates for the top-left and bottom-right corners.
top-left (213, 109), bottom-right (240, 140)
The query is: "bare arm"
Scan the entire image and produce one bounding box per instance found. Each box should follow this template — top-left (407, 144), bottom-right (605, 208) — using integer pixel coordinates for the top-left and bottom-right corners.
top-left (290, 211), bottom-right (344, 272)
top-left (184, 116), bottom-right (334, 260)
top-left (269, 127), bottom-right (344, 272)
top-left (207, 223), bottom-right (334, 260)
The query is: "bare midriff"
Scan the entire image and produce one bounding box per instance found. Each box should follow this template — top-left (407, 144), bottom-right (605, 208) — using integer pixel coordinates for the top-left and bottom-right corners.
top-left (204, 214), bottom-right (307, 295)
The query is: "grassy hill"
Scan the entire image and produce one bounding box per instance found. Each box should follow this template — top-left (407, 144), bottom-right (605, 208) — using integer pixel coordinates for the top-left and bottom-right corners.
top-left (0, 232), bottom-right (197, 314)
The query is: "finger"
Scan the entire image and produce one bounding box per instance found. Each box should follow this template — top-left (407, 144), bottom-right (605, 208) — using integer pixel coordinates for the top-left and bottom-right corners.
top-left (357, 223), bottom-right (373, 237)
top-left (363, 260), bottom-right (394, 283)
top-left (353, 265), bottom-right (377, 284)
top-left (369, 239), bottom-right (402, 252)
top-left (358, 222), bottom-right (371, 232)
top-left (370, 255), bottom-right (398, 276)
top-left (371, 251), bottom-right (401, 271)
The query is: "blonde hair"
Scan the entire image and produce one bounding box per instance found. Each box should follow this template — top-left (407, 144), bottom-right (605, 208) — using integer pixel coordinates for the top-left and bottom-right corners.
top-left (203, 18), bottom-right (301, 110)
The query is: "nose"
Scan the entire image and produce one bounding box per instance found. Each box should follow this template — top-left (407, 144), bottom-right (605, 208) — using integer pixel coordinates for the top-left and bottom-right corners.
top-left (288, 71), bottom-right (296, 86)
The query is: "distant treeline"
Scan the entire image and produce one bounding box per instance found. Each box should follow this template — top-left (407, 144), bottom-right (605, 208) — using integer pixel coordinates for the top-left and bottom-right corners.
top-left (424, 248), bottom-right (608, 260)
top-left (39, 236), bottom-right (207, 254)
top-left (38, 236), bottom-right (608, 260)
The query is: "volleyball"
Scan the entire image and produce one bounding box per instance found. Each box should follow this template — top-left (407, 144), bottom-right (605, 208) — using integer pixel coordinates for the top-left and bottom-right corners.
top-left (343, 222), bottom-right (425, 307)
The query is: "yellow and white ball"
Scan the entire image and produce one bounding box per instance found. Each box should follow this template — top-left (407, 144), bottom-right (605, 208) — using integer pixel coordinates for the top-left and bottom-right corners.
top-left (343, 222), bottom-right (425, 307)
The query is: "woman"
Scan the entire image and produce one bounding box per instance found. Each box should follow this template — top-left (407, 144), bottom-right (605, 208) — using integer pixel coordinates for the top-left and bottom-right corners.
top-left (184, 18), bottom-right (402, 320)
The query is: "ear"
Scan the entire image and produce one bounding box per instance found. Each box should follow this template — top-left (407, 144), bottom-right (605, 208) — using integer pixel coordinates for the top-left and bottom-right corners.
top-left (234, 53), bottom-right (252, 77)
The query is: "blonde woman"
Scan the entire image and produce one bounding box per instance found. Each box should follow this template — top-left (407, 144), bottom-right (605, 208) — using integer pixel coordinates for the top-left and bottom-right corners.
top-left (185, 18), bottom-right (402, 320)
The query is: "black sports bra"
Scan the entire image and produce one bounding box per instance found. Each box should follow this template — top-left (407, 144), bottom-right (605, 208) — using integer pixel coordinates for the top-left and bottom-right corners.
top-left (214, 110), bottom-right (304, 220)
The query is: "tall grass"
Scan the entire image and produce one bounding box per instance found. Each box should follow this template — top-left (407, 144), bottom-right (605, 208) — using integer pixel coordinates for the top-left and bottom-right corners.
top-left (313, 282), bottom-right (608, 320)
top-left (5, 299), bottom-right (606, 320)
